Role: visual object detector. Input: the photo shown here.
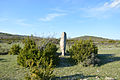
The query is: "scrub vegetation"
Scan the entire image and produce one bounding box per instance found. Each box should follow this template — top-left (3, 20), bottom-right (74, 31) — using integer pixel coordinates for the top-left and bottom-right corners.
top-left (0, 32), bottom-right (120, 80)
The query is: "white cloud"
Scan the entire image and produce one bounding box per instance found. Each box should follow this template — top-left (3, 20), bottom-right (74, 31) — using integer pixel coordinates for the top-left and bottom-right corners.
top-left (39, 13), bottom-right (67, 21)
top-left (81, 0), bottom-right (120, 18)
top-left (93, 0), bottom-right (120, 11)
top-left (16, 19), bottom-right (32, 26)
top-left (110, 0), bottom-right (120, 8)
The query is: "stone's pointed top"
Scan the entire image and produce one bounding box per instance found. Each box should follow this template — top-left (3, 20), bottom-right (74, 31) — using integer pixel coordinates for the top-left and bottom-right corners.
top-left (62, 32), bottom-right (66, 35)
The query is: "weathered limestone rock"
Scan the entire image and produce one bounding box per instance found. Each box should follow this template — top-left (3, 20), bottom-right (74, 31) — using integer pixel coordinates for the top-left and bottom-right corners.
top-left (60, 32), bottom-right (67, 56)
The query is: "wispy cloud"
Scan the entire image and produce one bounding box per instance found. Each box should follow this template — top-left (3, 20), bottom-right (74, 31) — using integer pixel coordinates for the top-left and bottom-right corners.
top-left (109, 0), bottom-right (120, 8)
top-left (93, 0), bottom-right (120, 11)
top-left (81, 0), bottom-right (120, 18)
top-left (16, 19), bottom-right (32, 26)
top-left (39, 13), bottom-right (67, 21)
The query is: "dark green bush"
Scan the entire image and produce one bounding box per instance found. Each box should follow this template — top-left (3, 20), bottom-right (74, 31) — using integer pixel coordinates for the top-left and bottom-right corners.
top-left (81, 53), bottom-right (100, 66)
top-left (9, 44), bottom-right (21, 55)
top-left (108, 40), bottom-right (116, 43)
top-left (7, 40), bottom-right (12, 44)
top-left (17, 37), bottom-right (59, 80)
top-left (41, 42), bottom-right (59, 65)
top-left (17, 37), bottom-right (38, 67)
top-left (25, 59), bottom-right (54, 80)
top-left (17, 37), bottom-right (59, 67)
top-left (69, 40), bottom-right (98, 66)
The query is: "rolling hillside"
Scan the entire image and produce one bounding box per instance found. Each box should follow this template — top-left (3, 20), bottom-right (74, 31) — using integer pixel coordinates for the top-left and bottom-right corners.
top-left (0, 32), bottom-right (58, 43)
top-left (0, 32), bottom-right (42, 43)
top-left (70, 35), bottom-right (116, 42)
top-left (0, 32), bottom-right (25, 39)
top-left (0, 32), bottom-right (119, 43)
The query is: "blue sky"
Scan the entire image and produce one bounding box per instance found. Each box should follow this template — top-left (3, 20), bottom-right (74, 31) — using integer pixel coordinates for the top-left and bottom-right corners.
top-left (0, 0), bottom-right (120, 39)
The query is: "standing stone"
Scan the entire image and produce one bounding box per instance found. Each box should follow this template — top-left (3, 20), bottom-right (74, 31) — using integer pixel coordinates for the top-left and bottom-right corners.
top-left (60, 32), bottom-right (67, 56)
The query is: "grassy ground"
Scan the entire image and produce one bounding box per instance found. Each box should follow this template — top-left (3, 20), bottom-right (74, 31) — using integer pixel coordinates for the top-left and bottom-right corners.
top-left (54, 45), bottom-right (120, 80)
top-left (0, 44), bottom-right (120, 80)
top-left (0, 55), bottom-right (29, 80)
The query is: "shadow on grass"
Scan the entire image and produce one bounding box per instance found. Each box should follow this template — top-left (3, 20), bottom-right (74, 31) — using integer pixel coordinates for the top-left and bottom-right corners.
top-left (0, 52), bottom-right (8, 55)
top-left (56, 53), bottom-right (75, 68)
top-left (56, 53), bottom-right (120, 67)
top-left (56, 52), bottom-right (70, 56)
top-left (0, 58), bottom-right (7, 62)
top-left (52, 74), bottom-right (97, 80)
top-left (98, 54), bottom-right (120, 66)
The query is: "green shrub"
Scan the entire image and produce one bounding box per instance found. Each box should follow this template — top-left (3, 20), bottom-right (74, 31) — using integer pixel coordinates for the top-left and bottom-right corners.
top-left (81, 53), bottom-right (100, 66)
top-left (17, 37), bottom-right (40, 67)
top-left (17, 37), bottom-right (58, 80)
top-left (41, 42), bottom-right (59, 65)
top-left (100, 41), bottom-right (105, 44)
top-left (108, 40), bottom-right (116, 43)
top-left (17, 37), bottom-right (59, 67)
top-left (7, 40), bottom-right (12, 44)
top-left (25, 59), bottom-right (54, 80)
top-left (9, 44), bottom-right (21, 55)
top-left (69, 40), bottom-right (98, 66)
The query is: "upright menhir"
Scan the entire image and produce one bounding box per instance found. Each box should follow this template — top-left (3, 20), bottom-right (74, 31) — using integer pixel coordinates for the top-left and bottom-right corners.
top-left (60, 32), bottom-right (67, 56)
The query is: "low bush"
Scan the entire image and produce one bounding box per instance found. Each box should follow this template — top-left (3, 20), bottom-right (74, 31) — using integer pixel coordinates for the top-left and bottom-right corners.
top-left (17, 37), bottom-right (59, 80)
top-left (25, 59), bottom-right (54, 80)
top-left (41, 42), bottom-right (59, 65)
top-left (81, 53), bottom-right (100, 66)
top-left (17, 37), bottom-right (59, 67)
top-left (69, 40), bottom-right (99, 66)
top-left (17, 37), bottom-right (38, 67)
top-left (9, 44), bottom-right (21, 55)
top-left (7, 40), bottom-right (12, 44)
top-left (108, 40), bottom-right (116, 43)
